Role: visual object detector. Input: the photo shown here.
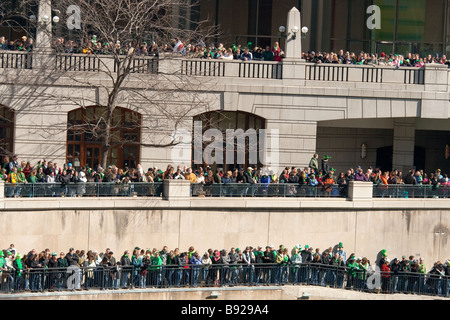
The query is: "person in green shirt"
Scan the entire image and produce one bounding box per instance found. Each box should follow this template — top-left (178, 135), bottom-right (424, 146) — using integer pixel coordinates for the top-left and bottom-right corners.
top-left (0, 250), bottom-right (5, 278)
top-left (357, 257), bottom-right (370, 291)
top-left (27, 170), bottom-right (38, 183)
top-left (418, 258), bottom-right (427, 293)
top-left (13, 253), bottom-right (23, 292)
top-left (346, 256), bottom-right (359, 289)
top-left (150, 252), bottom-right (162, 287)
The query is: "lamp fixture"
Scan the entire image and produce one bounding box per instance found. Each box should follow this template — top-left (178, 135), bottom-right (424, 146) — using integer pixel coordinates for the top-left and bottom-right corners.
top-left (279, 25), bottom-right (309, 40)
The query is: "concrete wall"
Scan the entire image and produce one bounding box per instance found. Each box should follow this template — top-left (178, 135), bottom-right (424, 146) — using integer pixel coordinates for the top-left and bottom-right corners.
top-left (1, 197), bottom-right (449, 267)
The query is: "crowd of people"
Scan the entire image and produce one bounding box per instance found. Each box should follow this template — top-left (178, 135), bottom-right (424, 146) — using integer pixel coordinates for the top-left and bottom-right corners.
top-left (3, 34), bottom-right (450, 68)
top-left (0, 242), bottom-right (448, 297)
top-left (0, 36), bottom-right (33, 52)
top-left (1, 154), bottom-right (449, 198)
top-left (302, 50), bottom-right (450, 67)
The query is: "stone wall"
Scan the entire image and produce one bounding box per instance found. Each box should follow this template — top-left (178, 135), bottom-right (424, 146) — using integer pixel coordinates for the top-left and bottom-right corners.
top-left (1, 196), bottom-right (449, 267)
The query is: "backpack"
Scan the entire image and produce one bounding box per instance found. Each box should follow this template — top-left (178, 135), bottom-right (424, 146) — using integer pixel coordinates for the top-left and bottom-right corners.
top-left (275, 254), bottom-right (283, 264)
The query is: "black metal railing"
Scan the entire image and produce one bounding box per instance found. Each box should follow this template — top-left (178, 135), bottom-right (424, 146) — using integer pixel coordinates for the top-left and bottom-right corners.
top-left (4, 182), bottom-right (164, 198)
top-left (190, 183), bottom-right (347, 198)
top-left (1, 263), bottom-right (448, 298)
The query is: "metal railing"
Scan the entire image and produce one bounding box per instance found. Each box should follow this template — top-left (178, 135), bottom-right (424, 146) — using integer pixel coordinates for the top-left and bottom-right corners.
top-left (190, 183), bottom-right (347, 198)
top-left (4, 182), bottom-right (163, 198)
top-left (373, 184), bottom-right (450, 199)
top-left (0, 51), bottom-right (33, 69)
top-left (1, 263), bottom-right (448, 298)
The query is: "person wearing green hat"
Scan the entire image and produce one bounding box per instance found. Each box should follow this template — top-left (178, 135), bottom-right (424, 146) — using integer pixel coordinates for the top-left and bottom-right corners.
top-left (299, 246), bottom-right (312, 283)
top-left (13, 253), bottom-right (23, 292)
top-left (253, 246), bottom-right (264, 285)
top-left (290, 247), bottom-right (302, 285)
top-left (47, 252), bottom-right (58, 291)
top-left (337, 243), bottom-right (347, 263)
top-left (378, 249), bottom-right (388, 269)
top-left (321, 155), bottom-right (331, 176)
top-left (346, 255), bottom-right (359, 290)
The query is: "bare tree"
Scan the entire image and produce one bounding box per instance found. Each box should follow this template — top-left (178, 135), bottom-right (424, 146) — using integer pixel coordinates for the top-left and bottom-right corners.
top-left (6, 0), bottom-right (219, 169)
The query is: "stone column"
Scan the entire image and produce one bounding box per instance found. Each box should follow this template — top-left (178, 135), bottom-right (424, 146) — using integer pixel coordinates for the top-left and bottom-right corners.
top-left (33, 0), bottom-right (55, 70)
top-left (282, 7), bottom-right (306, 85)
top-left (392, 118), bottom-right (416, 173)
top-left (285, 7), bottom-right (302, 59)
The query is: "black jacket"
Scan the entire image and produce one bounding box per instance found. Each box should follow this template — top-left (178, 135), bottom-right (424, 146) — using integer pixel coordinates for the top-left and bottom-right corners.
top-left (48, 258), bottom-right (58, 269)
top-left (121, 255), bottom-right (131, 266)
top-left (301, 250), bottom-right (313, 263)
top-left (263, 251), bottom-right (275, 264)
top-left (66, 253), bottom-right (80, 266)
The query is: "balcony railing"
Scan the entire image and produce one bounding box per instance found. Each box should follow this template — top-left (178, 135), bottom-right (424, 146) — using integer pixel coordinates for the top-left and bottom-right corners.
top-left (373, 184), bottom-right (450, 198)
top-left (55, 53), bottom-right (159, 74)
top-left (1, 51), bottom-right (442, 87)
top-left (1, 263), bottom-right (447, 298)
top-left (305, 64), bottom-right (425, 85)
top-left (181, 59), bottom-right (283, 79)
top-left (190, 183), bottom-right (347, 198)
top-left (4, 182), bottom-right (163, 198)
top-left (0, 51), bottom-right (33, 70)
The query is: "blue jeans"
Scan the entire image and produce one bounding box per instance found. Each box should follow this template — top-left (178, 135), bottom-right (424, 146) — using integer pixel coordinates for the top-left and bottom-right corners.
top-left (191, 268), bottom-right (200, 286)
top-left (201, 267), bottom-right (209, 284)
top-left (31, 273), bottom-right (42, 292)
top-left (243, 265), bottom-right (254, 284)
top-left (121, 271), bottom-right (130, 288)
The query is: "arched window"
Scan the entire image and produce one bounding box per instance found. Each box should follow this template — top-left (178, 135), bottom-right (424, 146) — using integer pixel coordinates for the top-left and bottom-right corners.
top-left (192, 111), bottom-right (266, 172)
top-left (67, 106), bottom-right (141, 169)
top-left (0, 105), bottom-right (15, 159)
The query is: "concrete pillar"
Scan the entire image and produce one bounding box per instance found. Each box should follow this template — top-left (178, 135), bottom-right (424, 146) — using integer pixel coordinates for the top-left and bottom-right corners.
top-left (285, 7), bottom-right (302, 59)
top-left (33, 0), bottom-right (55, 70)
top-left (424, 63), bottom-right (448, 92)
top-left (163, 179), bottom-right (191, 200)
top-left (392, 118), bottom-right (416, 173)
top-left (35, 0), bottom-right (52, 50)
top-left (0, 180), bottom-right (4, 198)
top-left (348, 181), bottom-right (373, 201)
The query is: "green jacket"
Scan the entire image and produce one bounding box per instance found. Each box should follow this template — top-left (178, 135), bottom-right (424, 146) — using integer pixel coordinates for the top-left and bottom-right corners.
top-left (27, 175), bottom-right (38, 184)
top-left (418, 263), bottom-right (426, 274)
top-left (347, 261), bottom-right (359, 277)
top-left (150, 256), bottom-right (162, 271)
top-left (0, 257), bottom-right (5, 270)
top-left (358, 263), bottom-right (369, 280)
top-left (17, 172), bottom-right (26, 183)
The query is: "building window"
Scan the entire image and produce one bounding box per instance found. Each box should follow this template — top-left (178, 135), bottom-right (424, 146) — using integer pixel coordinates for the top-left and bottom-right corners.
top-left (193, 111), bottom-right (266, 172)
top-left (0, 105), bottom-right (14, 159)
top-left (67, 106), bottom-right (141, 169)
